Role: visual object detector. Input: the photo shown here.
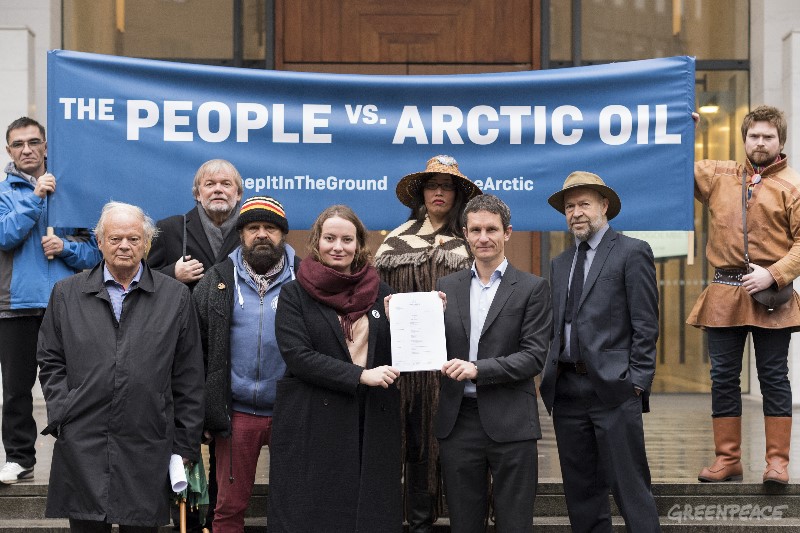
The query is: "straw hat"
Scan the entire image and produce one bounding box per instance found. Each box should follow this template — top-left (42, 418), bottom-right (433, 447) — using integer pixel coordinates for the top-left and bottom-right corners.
top-left (395, 155), bottom-right (482, 208)
top-left (547, 171), bottom-right (621, 220)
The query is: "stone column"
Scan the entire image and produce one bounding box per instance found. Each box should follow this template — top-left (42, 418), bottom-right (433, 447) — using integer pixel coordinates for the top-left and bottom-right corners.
top-left (748, 0), bottom-right (800, 405)
top-left (0, 27), bottom-right (35, 170)
top-left (784, 29), bottom-right (800, 405)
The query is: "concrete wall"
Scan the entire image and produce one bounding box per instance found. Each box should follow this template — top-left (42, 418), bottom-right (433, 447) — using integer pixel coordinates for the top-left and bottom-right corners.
top-left (2, 0), bottom-right (800, 407)
top-left (0, 0), bottom-right (61, 170)
top-left (0, 26), bottom-right (35, 148)
top-left (749, 0), bottom-right (800, 404)
top-left (0, 0), bottom-right (61, 403)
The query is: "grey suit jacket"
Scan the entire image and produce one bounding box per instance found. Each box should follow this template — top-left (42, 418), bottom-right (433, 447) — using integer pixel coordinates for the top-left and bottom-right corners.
top-left (540, 228), bottom-right (658, 414)
top-left (434, 263), bottom-right (552, 442)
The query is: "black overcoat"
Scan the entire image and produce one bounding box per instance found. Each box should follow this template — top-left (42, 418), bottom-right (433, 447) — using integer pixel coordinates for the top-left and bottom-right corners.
top-left (36, 262), bottom-right (205, 526)
top-left (147, 206), bottom-right (240, 291)
top-left (267, 279), bottom-right (402, 532)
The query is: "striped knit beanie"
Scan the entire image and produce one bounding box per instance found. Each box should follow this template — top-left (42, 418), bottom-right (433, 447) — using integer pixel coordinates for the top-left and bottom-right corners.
top-left (235, 196), bottom-right (289, 233)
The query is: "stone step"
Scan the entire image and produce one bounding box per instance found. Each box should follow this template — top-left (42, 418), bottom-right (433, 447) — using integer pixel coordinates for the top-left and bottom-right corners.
top-left (0, 523), bottom-right (176, 533)
top-left (241, 518), bottom-right (800, 532)
top-left (3, 482), bottom-right (800, 528)
top-left (537, 480), bottom-right (800, 517)
top-left (2, 517), bottom-right (800, 532)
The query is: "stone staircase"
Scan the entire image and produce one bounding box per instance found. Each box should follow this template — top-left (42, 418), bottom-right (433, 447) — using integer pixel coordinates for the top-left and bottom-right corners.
top-left (3, 481), bottom-right (800, 531)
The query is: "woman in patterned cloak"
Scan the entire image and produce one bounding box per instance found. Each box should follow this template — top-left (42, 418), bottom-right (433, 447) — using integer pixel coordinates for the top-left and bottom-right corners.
top-left (375, 155), bottom-right (482, 532)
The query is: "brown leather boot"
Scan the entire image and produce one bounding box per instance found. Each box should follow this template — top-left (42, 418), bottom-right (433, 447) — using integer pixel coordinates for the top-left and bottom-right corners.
top-left (763, 416), bottom-right (792, 485)
top-left (698, 416), bottom-right (743, 482)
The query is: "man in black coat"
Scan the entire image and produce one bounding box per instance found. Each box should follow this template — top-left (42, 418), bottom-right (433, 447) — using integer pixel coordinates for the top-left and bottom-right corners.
top-left (435, 195), bottom-right (552, 533)
top-left (539, 171), bottom-right (660, 533)
top-left (148, 158), bottom-right (242, 290)
top-left (37, 201), bottom-right (205, 531)
top-left (147, 159), bottom-right (241, 530)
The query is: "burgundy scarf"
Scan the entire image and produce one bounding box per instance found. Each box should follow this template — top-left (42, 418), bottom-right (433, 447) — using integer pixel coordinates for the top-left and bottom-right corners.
top-left (296, 256), bottom-right (380, 342)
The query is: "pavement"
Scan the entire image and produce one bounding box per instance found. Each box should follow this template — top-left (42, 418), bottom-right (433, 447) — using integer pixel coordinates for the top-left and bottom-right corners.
top-left (2, 393), bottom-right (800, 486)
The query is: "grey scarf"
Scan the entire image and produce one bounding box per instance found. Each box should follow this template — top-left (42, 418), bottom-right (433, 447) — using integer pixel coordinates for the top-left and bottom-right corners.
top-left (196, 202), bottom-right (239, 259)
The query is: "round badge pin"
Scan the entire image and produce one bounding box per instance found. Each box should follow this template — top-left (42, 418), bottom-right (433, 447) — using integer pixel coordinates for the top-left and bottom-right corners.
top-left (372, 310), bottom-right (380, 318)
top-left (752, 174), bottom-right (762, 184)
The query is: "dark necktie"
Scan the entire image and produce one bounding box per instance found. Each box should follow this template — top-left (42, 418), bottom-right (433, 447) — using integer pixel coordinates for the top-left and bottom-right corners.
top-left (565, 241), bottom-right (590, 361)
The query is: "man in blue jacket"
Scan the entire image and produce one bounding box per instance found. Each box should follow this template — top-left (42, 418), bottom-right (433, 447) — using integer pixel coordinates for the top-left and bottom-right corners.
top-left (193, 196), bottom-right (300, 532)
top-left (0, 117), bottom-right (100, 484)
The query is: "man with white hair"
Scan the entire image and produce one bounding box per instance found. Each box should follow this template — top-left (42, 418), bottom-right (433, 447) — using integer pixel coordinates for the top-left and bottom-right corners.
top-left (37, 201), bottom-right (205, 532)
top-left (148, 159), bottom-right (243, 530)
top-left (149, 158), bottom-right (243, 290)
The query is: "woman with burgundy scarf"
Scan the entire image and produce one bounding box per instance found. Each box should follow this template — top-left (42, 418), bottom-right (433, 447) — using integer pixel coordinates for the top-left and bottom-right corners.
top-left (267, 205), bottom-right (402, 532)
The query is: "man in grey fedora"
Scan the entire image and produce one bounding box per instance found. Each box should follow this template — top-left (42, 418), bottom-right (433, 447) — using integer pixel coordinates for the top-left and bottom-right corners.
top-left (539, 171), bottom-right (661, 532)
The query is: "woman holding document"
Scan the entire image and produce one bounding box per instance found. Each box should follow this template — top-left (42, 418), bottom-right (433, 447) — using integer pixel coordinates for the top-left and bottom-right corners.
top-left (375, 155), bottom-right (482, 531)
top-left (267, 205), bottom-right (402, 532)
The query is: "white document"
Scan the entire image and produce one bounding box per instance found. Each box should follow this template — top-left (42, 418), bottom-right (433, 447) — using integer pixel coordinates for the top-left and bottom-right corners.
top-left (389, 292), bottom-right (447, 372)
top-left (169, 454), bottom-right (187, 492)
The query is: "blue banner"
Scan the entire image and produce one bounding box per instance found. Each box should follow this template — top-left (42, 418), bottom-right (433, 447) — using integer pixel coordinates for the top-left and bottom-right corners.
top-left (47, 50), bottom-right (695, 231)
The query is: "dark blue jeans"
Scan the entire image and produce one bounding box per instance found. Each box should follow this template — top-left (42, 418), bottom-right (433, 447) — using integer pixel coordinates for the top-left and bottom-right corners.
top-left (707, 326), bottom-right (792, 417)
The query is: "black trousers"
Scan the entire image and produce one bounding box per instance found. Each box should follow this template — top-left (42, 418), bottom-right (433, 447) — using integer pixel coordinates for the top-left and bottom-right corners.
top-left (0, 315), bottom-right (42, 468)
top-left (553, 370), bottom-right (660, 533)
top-left (707, 326), bottom-right (792, 417)
top-left (438, 397), bottom-right (538, 533)
top-left (68, 518), bottom-right (157, 533)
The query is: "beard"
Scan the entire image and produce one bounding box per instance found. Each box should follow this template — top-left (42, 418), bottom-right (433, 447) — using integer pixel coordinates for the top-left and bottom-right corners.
top-left (242, 237), bottom-right (285, 274)
top-left (203, 197), bottom-right (237, 215)
top-left (568, 213), bottom-right (606, 242)
top-left (748, 149), bottom-right (779, 167)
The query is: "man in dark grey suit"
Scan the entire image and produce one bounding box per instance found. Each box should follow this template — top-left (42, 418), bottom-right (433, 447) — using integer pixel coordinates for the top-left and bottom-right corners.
top-left (539, 171), bottom-right (660, 533)
top-left (435, 194), bottom-right (552, 533)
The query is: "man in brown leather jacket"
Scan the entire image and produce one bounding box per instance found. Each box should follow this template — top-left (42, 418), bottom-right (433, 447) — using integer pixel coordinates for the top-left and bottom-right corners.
top-left (689, 105), bottom-right (800, 485)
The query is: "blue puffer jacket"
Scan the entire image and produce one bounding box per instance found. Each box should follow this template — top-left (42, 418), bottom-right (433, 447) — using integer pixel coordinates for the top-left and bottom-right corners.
top-left (0, 166), bottom-right (102, 311)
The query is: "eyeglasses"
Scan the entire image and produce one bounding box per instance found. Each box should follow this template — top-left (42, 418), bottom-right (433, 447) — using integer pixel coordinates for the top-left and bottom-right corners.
top-left (423, 181), bottom-right (456, 191)
top-left (8, 139), bottom-right (44, 150)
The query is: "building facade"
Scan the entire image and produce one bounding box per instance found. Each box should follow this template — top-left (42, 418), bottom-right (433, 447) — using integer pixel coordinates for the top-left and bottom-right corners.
top-left (1, 0), bottom-right (799, 399)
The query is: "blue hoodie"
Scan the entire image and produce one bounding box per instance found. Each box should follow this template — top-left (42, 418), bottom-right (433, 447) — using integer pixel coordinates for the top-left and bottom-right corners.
top-left (0, 164), bottom-right (101, 311)
top-left (228, 243), bottom-right (296, 416)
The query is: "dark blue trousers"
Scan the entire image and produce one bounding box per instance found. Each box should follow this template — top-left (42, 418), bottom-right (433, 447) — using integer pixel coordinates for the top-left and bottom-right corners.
top-left (707, 326), bottom-right (792, 417)
top-left (553, 370), bottom-right (660, 533)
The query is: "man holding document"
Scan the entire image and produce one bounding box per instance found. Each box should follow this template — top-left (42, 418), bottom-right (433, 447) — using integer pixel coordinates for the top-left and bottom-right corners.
top-left (433, 194), bottom-right (552, 532)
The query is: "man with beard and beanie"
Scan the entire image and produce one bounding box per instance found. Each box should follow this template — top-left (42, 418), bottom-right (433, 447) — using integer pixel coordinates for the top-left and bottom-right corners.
top-left (539, 172), bottom-right (660, 532)
top-left (193, 196), bottom-right (300, 533)
top-left (148, 159), bottom-right (242, 531)
top-left (689, 106), bottom-right (800, 485)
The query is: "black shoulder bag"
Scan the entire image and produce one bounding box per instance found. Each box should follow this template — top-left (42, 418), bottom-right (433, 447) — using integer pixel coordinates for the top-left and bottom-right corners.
top-left (742, 169), bottom-right (794, 312)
